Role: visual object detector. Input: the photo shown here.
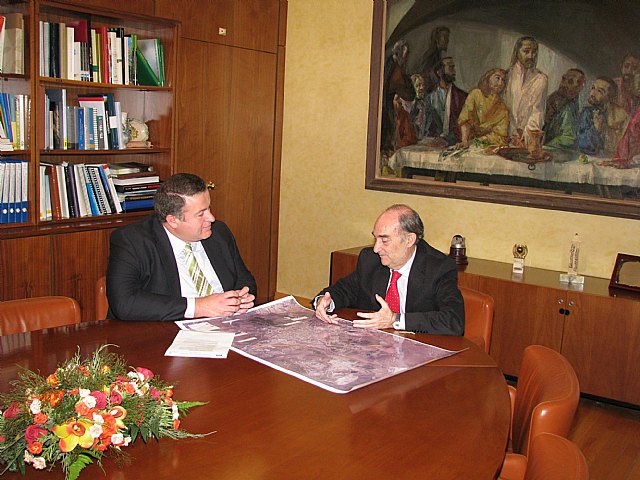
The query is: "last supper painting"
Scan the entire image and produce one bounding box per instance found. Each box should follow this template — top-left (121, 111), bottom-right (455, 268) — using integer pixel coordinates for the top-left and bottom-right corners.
top-left (365, 0), bottom-right (640, 219)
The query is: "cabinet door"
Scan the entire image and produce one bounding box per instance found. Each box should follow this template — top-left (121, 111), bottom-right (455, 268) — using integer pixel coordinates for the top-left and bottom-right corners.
top-left (479, 277), bottom-right (565, 375)
top-left (175, 39), bottom-right (278, 304)
top-left (0, 236), bottom-right (52, 300)
top-left (155, 0), bottom-right (281, 52)
top-left (561, 292), bottom-right (640, 404)
top-left (60, 0), bottom-right (154, 15)
top-left (51, 229), bottom-right (112, 322)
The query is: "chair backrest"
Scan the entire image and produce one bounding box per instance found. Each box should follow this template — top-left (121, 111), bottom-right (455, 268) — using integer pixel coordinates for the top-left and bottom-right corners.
top-left (0, 296), bottom-right (81, 336)
top-left (460, 286), bottom-right (494, 353)
top-left (95, 276), bottom-right (108, 321)
top-left (524, 433), bottom-right (589, 480)
top-left (512, 345), bottom-right (580, 456)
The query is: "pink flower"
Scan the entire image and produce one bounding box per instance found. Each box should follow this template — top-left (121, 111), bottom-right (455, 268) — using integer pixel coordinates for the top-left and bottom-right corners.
top-left (25, 425), bottom-right (48, 444)
top-left (135, 367), bottom-right (154, 381)
top-left (0, 435), bottom-right (6, 442)
top-left (109, 390), bottom-right (123, 405)
top-left (149, 387), bottom-right (161, 400)
top-left (90, 391), bottom-right (108, 409)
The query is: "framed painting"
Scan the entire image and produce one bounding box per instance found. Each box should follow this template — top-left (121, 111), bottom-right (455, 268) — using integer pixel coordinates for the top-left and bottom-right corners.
top-left (365, 0), bottom-right (640, 219)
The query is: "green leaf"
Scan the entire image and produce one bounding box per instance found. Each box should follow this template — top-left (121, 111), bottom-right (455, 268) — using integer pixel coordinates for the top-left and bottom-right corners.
top-left (67, 453), bottom-right (94, 480)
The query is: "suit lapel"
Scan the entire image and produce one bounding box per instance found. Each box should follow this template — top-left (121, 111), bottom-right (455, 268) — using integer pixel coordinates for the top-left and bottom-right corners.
top-left (151, 217), bottom-right (182, 294)
top-left (406, 242), bottom-right (429, 310)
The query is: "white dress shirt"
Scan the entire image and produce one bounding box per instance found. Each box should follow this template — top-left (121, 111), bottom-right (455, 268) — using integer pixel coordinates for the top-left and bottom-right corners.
top-left (390, 247), bottom-right (416, 330)
top-left (164, 227), bottom-right (224, 318)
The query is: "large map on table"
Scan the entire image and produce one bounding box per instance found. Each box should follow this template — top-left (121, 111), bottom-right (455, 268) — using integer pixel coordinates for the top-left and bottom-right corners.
top-left (176, 296), bottom-right (459, 393)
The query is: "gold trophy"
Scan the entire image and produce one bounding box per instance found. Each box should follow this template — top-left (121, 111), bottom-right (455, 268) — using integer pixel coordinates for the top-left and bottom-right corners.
top-left (512, 244), bottom-right (528, 274)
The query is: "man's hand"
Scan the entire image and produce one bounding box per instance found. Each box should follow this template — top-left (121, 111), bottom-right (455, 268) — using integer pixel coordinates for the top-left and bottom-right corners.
top-left (315, 292), bottom-right (339, 325)
top-left (194, 287), bottom-right (255, 318)
top-left (352, 294), bottom-right (396, 329)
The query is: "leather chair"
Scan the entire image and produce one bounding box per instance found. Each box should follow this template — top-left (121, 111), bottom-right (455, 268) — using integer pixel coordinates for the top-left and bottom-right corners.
top-left (499, 432), bottom-right (589, 480)
top-left (96, 276), bottom-right (108, 320)
top-left (506, 345), bottom-right (580, 457)
top-left (459, 286), bottom-right (494, 353)
top-left (0, 296), bottom-right (81, 336)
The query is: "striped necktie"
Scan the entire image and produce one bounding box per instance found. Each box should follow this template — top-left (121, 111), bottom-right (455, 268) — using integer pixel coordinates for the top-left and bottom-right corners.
top-left (183, 243), bottom-right (214, 297)
top-left (385, 270), bottom-right (402, 313)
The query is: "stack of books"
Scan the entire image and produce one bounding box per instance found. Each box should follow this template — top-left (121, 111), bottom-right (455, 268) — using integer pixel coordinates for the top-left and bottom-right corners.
top-left (39, 162), bottom-right (122, 220)
top-left (110, 162), bottom-right (159, 212)
top-left (0, 93), bottom-right (30, 151)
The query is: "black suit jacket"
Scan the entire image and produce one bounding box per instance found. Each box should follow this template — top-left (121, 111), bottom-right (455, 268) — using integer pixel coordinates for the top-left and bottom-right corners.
top-left (318, 240), bottom-right (464, 335)
top-left (106, 215), bottom-right (256, 321)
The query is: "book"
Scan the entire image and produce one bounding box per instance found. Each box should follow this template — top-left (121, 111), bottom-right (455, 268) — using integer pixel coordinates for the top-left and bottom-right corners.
top-left (80, 165), bottom-right (100, 216)
top-left (2, 13), bottom-right (24, 75)
top-left (45, 88), bottom-right (67, 149)
top-left (62, 162), bottom-right (78, 218)
top-left (77, 95), bottom-right (109, 149)
top-left (111, 174), bottom-right (160, 186)
top-left (55, 164), bottom-right (69, 219)
top-left (109, 161), bottom-right (154, 175)
top-left (86, 165), bottom-right (110, 214)
top-left (120, 197), bottom-right (154, 212)
top-left (114, 182), bottom-right (160, 193)
top-left (73, 163), bottom-right (90, 217)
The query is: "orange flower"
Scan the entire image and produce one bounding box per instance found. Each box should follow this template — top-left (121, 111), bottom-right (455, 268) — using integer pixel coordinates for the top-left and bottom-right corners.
top-left (100, 365), bottom-right (111, 374)
top-left (78, 366), bottom-right (90, 377)
top-left (173, 419), bottom-right (180, 430)
top-left (46, 374), bottom-right (59, 387)
top-left (48, 390), bottom-right (64, 407)
top-left (33, 413), bottom-right (48, 424)
top-left (123, 383), bottom-right (136, 395)
top-left (52, 419), bottom-right (95, 452)
top-left (27, 441), bottom-right (43, 455)
top-left (74, 402), bottom-right (96, 418)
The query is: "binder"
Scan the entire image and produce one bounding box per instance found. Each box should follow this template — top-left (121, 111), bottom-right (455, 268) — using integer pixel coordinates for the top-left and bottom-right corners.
top-left (135, 47), bottom-right (160, 86)
top-left (0, 160), bottom-right (7, 223)
top-left (81, 165), bottom-right (100, 216)
top-left (19, 159), bottom-right (27, 222)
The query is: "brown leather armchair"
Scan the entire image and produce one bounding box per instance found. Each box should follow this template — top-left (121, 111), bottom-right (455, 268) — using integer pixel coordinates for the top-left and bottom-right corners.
top-left (0, 296), bottom-right (81, 336)
top-left (500, 344), bottom-right (580, 480)
top-left (499, 432), bottom-right (589, 480)
top-left (459, 286), bottom-right (494, 353)
top-left (95, 276), bottom-right (108, 320)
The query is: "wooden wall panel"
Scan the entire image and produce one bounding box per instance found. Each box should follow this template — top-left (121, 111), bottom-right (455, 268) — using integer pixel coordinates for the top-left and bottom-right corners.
top-left (155, 0), bottom-right (280, 53)
top-left (61, 0), bottom-right (154, 16)
top-left (51, 229), bottom-right (112, 322)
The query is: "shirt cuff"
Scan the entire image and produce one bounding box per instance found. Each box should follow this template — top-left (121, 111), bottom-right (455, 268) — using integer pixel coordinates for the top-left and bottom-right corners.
top-left (393, 313), bottom-right (406, 330)
top-left (313, 295), bottom-right (335, 312)
top-left (184, 297), bottom-right (196, 319)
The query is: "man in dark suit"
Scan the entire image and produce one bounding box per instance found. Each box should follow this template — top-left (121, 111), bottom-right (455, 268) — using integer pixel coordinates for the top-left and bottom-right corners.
top-left (107, 173), bottom-right (256, 321)
top-left (314, 205), bottom-right (464, 335)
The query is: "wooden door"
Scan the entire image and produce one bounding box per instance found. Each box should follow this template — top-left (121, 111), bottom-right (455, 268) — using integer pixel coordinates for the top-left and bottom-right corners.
top-left (561, 291), bottom-right (640, 404)
top-left (51, 229), bottom-right (112, 321)
top-left (0, 236), bottom-right (52, 300)
top-left (479, 277), bottom-right (566, 376)
top-left (175, 39), bottom-right (278, 304)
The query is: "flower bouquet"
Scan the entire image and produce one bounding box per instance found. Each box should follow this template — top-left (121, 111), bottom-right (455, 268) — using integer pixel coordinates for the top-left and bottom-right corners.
top-left (0, 346), bottom-right (206, 479)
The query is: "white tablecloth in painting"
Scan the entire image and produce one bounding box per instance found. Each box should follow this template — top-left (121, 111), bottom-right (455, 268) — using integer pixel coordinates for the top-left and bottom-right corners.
top-left (388, 145), bottom-right (640, 188)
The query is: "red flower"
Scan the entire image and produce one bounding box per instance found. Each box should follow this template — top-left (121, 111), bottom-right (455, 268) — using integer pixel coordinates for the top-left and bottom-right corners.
top-left (135, 367), bottom-right (154, 381)
top-left (90, 391), bottom-right (108, 409)
top-left (27, 441), bottom-right (43, 455)
top-left (3, 402), bottom-right (22, 419)
top-left (25, 425), bottom-right (48, 444)
top-left (0, 436), bottom-right (6, 442)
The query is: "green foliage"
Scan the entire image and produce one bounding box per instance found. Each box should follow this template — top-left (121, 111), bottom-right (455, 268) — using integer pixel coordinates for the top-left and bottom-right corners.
top-left (0, 345), bottom-right (207, 480)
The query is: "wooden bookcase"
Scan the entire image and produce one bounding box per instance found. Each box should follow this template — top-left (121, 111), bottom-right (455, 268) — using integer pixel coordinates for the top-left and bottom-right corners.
top-left (0, 0), bottom-right (178, 320)
top-left (329, 246), bottom-right (640, 406)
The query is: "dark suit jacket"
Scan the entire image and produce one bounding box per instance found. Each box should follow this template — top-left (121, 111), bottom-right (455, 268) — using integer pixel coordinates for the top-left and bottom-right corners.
top-left (106, 215), bottom-right (256, 321)
top-left (318, 240), bottom-right (464, 335)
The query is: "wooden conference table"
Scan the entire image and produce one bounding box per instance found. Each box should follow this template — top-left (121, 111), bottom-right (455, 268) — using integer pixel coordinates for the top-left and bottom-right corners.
top-left (0, 317), bottom-right (510, 479)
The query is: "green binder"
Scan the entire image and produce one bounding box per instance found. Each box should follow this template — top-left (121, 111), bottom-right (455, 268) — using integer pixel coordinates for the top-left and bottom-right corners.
top-left (135, 48), bottom-right (160, 87)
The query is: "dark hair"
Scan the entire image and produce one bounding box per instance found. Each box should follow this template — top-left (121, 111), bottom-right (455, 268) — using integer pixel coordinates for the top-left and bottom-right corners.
top-left (595, 76), bottom-right (618, 100)
top-left (434, 56), bottom-right (453, 78)
top-left (154, 173), bottom-right (206, 222)
top-left (478, 68), bottom-right (507, 96)
top-left (510, 36), bottom-right (538, 67)
top-left (386, 204), bottom-right (424, 240)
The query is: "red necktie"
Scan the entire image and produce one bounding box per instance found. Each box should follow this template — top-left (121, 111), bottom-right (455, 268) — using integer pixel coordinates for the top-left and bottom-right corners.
top-left (385, 270), bottom-right (402, 313)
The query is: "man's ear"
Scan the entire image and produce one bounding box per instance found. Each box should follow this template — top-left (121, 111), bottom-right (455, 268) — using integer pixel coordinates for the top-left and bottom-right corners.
top-left (406, 232), bottom-right (417, 248)
top-left (165, 214), bottom-right (179, 229)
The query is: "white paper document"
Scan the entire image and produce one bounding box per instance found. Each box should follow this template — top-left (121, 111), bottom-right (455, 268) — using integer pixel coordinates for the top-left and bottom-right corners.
top-left (165, 330), bottom-right (235, 358)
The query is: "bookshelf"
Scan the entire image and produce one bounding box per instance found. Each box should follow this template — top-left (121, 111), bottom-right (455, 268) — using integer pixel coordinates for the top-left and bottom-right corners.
top-left (0, 0), bottom-right (178, 320)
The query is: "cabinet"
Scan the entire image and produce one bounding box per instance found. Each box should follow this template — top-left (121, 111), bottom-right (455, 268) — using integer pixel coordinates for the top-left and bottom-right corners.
top-left (156, 0), bottom-right (286, 304)
top-left (330, 246), bottom-right (640, 405)
top-left (0, 1), bottom-right (178, 316)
